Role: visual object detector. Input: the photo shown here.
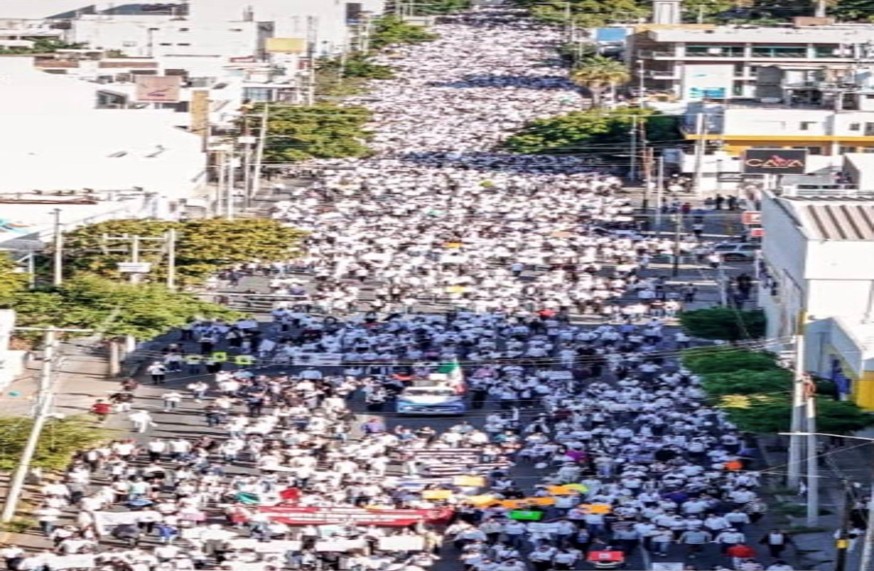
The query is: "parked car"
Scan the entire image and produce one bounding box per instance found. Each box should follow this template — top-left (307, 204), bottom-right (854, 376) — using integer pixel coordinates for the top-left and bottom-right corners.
top-left (713, 242), bottom-right (760, 262)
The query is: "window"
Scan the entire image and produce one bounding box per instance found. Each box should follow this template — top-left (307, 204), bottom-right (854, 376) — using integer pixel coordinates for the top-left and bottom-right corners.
top-left (751, 46), bottom-right (807, 58)
top-left (158, 42), bottom-right (171, 46)
top-left (800, 121), bottom-right (816, 131)
top-left (850, 123), bottom-right (861, 131)
top-left (178, 28), bottom-right (189, 32)
top-left (839, 146), bottom-right (857, 154)
top-left (866, 123), bottom-right (874, 136)
top-left (806, 146), bottom-right (823, 155)
top-left (122, 41), bottom-right (136, 47)
top-left (177, 43), bottom-right (190, 46)
top-left (862, 147), bottom-right (874, 153)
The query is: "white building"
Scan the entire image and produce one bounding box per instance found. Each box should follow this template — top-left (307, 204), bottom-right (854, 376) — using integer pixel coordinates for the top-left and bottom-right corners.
top-left (0, 310), bottom-right (23, 391)
top-left (631, 22), bottom-right (874, 101)
top-left (0, 59), bottom-right (206, 236)
top-left (759, 190), bottom-right (874, 408)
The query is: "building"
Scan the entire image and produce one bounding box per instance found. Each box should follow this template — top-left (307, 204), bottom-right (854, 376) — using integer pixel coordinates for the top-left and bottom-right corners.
top-left (759, 190), bottom-right (874, 408)
top-left (675, 67), bottom-right (874, 162)
top-left (0, 310), bottom-right (23, 390)
top-left (0, 58), bottom-right (206, 239)
top-left (631, 21), bottom-right (874, 101)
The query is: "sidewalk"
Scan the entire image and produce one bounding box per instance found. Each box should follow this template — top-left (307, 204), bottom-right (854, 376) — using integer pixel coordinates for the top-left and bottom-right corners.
top-left (0, 341), bottom-right (118, 547)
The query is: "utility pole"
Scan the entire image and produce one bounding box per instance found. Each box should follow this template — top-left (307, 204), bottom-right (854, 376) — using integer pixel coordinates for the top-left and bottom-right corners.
top-left (805, 375), bottom-right (819, 526)
top-left (241, 116), bottom-right (253, 211)
top-left (129, 235), bottom-right (141, 284)
top-left (691, 112), bottom-right (708, 196)
top-left (1, 326), bottom-right (90, 523)
top-left (250, 103), bottom-right (270, 208)
top-left (227, 151), bottom-right (237, 221)
top-left (642, 146), bottom-right (654, 213)
top-left (166, 229), bottom-right (177, 291)
top-left (859, 480), bottom-right (874, 571)
top-left (629, 115), bottom-right (639, 181)
top-left (788, 320), bottom-right (807, 489)
top-left (672, 209), bottom-right (682, 277)
top-left (52, 208), bottom-right (63, 287)
top-left (216, 150), bottom-right (227, 218)
top-left (835, 480), bottom-right (853, 571)
top-left (655, 155), bottom-right (665, 237)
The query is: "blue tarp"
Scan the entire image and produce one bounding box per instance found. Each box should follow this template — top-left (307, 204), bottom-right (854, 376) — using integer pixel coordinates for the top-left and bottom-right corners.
top-left (595, 28), bottom-right (628, 43)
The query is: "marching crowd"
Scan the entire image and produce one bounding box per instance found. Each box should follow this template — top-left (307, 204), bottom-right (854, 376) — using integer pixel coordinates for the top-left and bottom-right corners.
top-left (7, 8), bottom-right (790, 571)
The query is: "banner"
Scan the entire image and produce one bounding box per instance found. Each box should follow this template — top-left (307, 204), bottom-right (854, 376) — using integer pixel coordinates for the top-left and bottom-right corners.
top-left (294, 353), bottom-right (343, 366)
top-left (135, 75), bottom-right (182, 103)
top-left (49, 555), bottom-right (96, 570)
top-left (266, 37), bottom-right (307, 54)
top-left (378, 535), bottom-right (426, 551)
top-left (228, 539), bottom-right (303, 552)
top-left (92, 511), bottom-right (141, 534)
top-left (315, 539), bottom-right (366, 552)
top-left (257, 506), bottom-right (453, 527)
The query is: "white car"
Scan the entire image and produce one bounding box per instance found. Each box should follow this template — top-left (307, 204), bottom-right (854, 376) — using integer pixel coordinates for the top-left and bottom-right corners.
top-left (712, 242), bottom-right (760, 262)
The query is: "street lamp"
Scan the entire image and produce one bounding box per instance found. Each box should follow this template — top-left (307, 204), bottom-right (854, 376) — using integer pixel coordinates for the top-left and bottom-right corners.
top-left (637, 59), bottom-right (646, 103)
top-left (780, 431), bottom-right (874, 571)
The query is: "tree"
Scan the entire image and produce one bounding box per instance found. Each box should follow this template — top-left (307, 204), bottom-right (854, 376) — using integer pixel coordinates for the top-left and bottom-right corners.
top-left (317, 54), bottom-right (395, 80)
top-left (719, 394), bottom-right (874, 434)
top-left (9, 276), bottom-right (241, 341)
top-left (503, 108), bottom-right (679, 155)
top-left (681, 0), bottom-right (738, 22)
top-left (700, 369), bottom-right (794, 398)
top-left (256, 103), bottom-right (372, 162)
top-left (510, 0), bottom-right (650, 28)
top-left (679, 307), bottom-right (767, 342)
top-left (0, 253), bottom-right (27, 305)
top-left (63, 218), bottom-right (306, 285)
top-left (0, 415), bottom-right (105, 471)
top-left (570, 56), bottom-right (630, 107)
top-left (369, 16), bottom-right (439, 51)
top-left (830, 0), bottom-right (874, 20)
top-left (682, 347), bottom-right (781, 375)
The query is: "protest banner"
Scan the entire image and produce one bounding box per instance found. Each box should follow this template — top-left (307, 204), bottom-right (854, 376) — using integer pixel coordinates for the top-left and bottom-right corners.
top-left (378, 535), bottom-right (426, 551)
top-left (257, 506), bottom-right (454, 527)
top-left (315, 538), bottom-right (366, 552)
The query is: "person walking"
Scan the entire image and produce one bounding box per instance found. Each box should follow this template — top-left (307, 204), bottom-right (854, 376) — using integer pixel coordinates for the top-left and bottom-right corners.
top-left (147, 361), bottom-right (167, 385)
top-left (759, 530), bottom-right (793, 559)
top-left (129, 410), bottom-right (157, 433)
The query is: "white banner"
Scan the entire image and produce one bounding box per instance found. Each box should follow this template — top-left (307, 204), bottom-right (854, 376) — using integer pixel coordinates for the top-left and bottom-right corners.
top-left (92, 510), bottom-right (141, 534)
top-left (49, 554), bottom-right (97, 569)
top-left (315, 539), bottom-right (366, 552)
top-left (378, 535), bottom-right (426, 551)
top-left (295, 353), bottom-right (344, 366)
top-left (527, 522), bottom-right (560, 534)
top-left (229, 538), bottom-right (302, 552)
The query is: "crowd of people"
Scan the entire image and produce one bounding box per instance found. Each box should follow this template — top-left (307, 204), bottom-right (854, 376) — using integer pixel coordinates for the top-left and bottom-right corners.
top-left (9, 7), bottom-right (789, 571)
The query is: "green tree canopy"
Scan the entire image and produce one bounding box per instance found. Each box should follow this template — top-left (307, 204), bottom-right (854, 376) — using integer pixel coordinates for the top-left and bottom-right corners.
top-left (0, 253), bottom-right (27, 305)
top-left (679, 307), bottom-right (767, 341)
top-left (318, 54), bottom-right (395, 80)
top-left (570, 56), bottom-right (630, 107)
top-left (682, 347), bottom-right (782, 375)
top-left (63, 218), bottom-right (305, 285)
top-left (9, 275), bottom-right (241, 340)
top-left (369, 16), bottom-right (439, 51)
top-left (510, 0), bottom-right (650, 28)
top-left (0, 415), bottom-right (105, 471)
top-left (700, 369), bottom-right (794, 398)
top-left (255, 103), bottom-right (372, 162)
top-left (720, 394), bottom-right (874, 434)
top-left (503, 108), bottom-right (679, 155)
top-left (830, 0), bottom-right (874, 21)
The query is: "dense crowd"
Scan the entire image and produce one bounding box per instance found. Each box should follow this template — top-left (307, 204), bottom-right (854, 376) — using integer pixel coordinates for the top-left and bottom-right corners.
top-left (10, 8), bottom-right (788, 571)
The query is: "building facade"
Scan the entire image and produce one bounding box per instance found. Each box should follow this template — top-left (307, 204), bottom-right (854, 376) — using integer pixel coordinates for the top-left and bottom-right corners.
top-left (631, 22), bottom-right (874, 101)
top-left (759, 190), bottom-right (874, 408)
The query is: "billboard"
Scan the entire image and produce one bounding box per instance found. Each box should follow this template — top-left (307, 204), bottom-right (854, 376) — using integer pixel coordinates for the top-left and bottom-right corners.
top-left (742, 149), bottom-right (807, 175)
top-left (265, 37), bottom-right (307, 54)
top-left (683, 64), bottom-right (733, 101)
top-left (135, 75), bottom-right (182, 103)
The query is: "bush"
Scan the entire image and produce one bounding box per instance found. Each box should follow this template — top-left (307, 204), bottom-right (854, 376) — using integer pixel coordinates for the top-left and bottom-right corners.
top-left (0, 416), bottom-right (106, 472)
top-left (503, 108), bottom-right (679, 155)
top-left (680, 307), bottom-right (767, 341)
top-left (682, 347), bottom-right (781, 375)
top-left (701, 369), bottom-right (794, 398)
top-left (369, 16), bottom-right (438, 50)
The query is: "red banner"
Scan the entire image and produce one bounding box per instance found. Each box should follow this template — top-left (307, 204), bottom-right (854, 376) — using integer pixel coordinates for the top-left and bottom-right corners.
top-left (255, 506), bottom-right (453, 527)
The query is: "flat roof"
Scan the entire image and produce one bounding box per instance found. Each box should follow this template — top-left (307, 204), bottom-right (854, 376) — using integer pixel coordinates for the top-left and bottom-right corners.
top-left (782, 197), bottom-right (874, 240)
top-left (651, 25), bottom-right (874, 44)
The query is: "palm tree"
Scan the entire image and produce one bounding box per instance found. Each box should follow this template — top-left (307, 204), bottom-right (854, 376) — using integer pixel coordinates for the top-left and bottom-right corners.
top-left (570, 56), bottom-right (631, 108)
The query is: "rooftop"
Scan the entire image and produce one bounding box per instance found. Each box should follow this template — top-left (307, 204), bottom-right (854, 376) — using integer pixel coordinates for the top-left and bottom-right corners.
top-left (782, 197), bottom-right (874, 240)
top-left (650, 24), bottom-right (874, 44)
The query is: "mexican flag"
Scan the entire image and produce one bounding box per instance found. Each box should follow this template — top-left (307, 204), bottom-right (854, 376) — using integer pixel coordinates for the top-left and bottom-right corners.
top-left (437, 358), bottom-right (465, 392)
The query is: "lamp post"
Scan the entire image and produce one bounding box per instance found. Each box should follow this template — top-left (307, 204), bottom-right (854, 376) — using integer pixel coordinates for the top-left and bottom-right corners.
top-left (637, 59), bottom-right (646, 104)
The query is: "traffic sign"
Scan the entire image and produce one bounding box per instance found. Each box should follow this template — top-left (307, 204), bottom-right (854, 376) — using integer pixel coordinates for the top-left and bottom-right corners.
top-left (117, 262), bottom-right (152, 273)
top-left (741, 211), bottom-right (761, 225)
